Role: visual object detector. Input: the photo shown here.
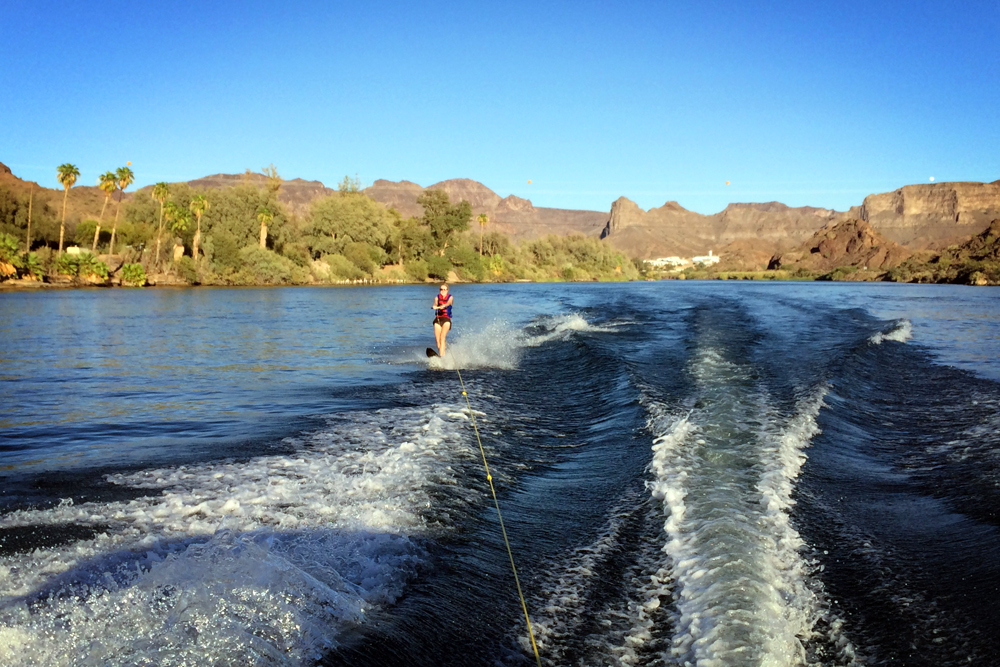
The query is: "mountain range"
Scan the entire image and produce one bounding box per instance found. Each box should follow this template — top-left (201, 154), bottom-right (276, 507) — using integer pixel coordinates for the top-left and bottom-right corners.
top-left (3, 161), bottom-right (998, 269)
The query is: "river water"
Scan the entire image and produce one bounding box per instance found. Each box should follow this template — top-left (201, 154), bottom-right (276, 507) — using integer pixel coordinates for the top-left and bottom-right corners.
top-left (1, 282), bottom-right (999, 666)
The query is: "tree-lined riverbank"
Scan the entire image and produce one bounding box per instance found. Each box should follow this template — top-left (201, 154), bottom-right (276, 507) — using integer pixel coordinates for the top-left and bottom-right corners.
top-left (1, 167), bottom-right (640, 287)
top-left (3, 164), bottom-right (998, 289)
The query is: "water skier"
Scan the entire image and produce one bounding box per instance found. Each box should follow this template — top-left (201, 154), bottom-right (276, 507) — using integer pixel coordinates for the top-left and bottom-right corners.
top-left (432, 283), bottom-right (453, 357)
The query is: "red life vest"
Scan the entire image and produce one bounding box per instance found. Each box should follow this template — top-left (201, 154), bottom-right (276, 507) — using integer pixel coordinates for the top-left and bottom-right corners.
top-left (435, 294), bottom-right (452, 319)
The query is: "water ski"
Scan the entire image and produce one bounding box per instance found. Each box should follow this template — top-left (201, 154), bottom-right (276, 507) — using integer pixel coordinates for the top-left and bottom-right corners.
top-left (426, 348), bottom-right (439, 358)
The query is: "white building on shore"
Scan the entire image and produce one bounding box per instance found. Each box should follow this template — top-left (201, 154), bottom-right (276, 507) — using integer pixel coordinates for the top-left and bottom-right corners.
top-left (691, 250), bottom-right (720, 266)
top-left (647, 256), bottom-right (687, 268)
top-left (647, 250), bottom-right (720, 269)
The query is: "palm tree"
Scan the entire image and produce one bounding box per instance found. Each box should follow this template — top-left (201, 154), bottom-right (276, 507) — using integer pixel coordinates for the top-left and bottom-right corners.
top-left (164, 202), bottom-right (189, 266)
top-left (56, 163), bottom-right (80, 254)
top-left (477, 213), bottom-right (489, 256)
top-left (152, 182), bottom-right (170, 269)
top-left (25, 183), bottom-right (34, 254)
top-left (189, 194), bottom-right (209, 260)
top-left (93, 171), bottom-right (117, 252)
top-left (108, 166), bottom-right (134, 256)
top-left (262, 164), bottom-right (282, 196)
top-left (257, 207), bottom-right (273, 249)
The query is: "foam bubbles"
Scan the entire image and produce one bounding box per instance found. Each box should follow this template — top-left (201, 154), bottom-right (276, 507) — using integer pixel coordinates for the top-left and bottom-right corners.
top-left (0, 402), bottom-right (481, 666)
top-left (429, 320), bottom-right (523, 370)
top-left (643, 343), bottom-right (850, 666)
top-left (523, 313), bottom-right (615, 347)
top-left (869, 319), bottom-right (913, 345)
top-left (522, 491), bottom-right (673, 666)
top-left (417, 313), bottom-right (615, 370)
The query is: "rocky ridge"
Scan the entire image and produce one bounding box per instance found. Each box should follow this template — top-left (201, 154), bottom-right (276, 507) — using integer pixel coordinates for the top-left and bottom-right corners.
top-left (599, 196), bottom-right (852, 262)
top-left (363, 178), bottom-right (607, 240)
top-left (884, 218), bottom-right (1000, 285)
top-left (149, 172), bottom-right (337, 217)
top-left (0, 161), bottom-right (111, 226)
top-left (767, 219), bottom-right (910, 275)
top-left (860, 181), bottom-right (1000, 247)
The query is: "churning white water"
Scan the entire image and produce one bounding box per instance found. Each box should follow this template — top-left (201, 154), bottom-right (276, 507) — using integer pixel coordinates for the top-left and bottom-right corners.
top-left (0, 400), bottom-right (482, 666)
top-left (644, 345), bottom-right (854, 667)
top-left (869, 319), bottom-right (913, 345)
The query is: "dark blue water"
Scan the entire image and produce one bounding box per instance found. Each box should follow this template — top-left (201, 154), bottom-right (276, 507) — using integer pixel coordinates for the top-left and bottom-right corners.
top-left (1, 282), bottom-right (999, 666)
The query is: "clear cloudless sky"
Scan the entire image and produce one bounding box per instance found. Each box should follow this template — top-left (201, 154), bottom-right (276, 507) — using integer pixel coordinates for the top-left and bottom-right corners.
top-left (1, 0), bottom-right (997, 214)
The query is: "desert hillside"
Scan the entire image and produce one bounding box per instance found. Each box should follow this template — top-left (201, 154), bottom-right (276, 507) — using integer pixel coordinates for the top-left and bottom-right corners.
top-left (363, 178), bottom-right (608, 240)
top-left (767, 219), bottom-right (910, 277)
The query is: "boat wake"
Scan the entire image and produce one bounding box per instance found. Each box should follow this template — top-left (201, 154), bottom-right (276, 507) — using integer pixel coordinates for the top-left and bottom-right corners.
top-left (643, 343), bottom-right (857, 666)
top-left (868, 319), bottom-right (912, 345)
top-left (421, 313), bottom-right (617, 370)
top-left (0, 401), bottom-right (484, 666)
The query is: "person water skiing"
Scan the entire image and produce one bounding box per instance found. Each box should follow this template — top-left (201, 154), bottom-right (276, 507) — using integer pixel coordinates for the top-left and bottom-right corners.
top-left (432, 283), bottom-right (453, 357)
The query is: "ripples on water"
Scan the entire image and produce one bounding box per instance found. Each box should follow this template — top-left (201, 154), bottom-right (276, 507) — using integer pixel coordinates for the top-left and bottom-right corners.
top-left (1, 282), bottom-right (999, 666)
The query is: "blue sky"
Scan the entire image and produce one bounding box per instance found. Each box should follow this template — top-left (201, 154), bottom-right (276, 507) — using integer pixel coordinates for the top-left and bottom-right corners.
top-left (2, 0), bottom-right (997, 214)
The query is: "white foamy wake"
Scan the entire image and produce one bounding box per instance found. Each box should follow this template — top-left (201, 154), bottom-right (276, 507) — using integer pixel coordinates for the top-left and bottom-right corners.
top-left (421, 313), bottom-right (616, 370)
top-left (869, 319), bottom-right (912, 345)
top-left (0, 402), bottom-right (480, 666)
top-left (428, 320), bottom-right (523, 370)
top-left (521, 490), bottom-right (673, 667)
top-left (644, 346), bottom-right (856, 667)
top-left (522, 313), bottom-right (613, 347)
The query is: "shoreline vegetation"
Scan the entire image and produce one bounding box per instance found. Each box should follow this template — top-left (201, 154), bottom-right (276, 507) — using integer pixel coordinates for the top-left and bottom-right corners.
top-left (2, 165), bottom-right (998, 289)
top-left (1, 167), bottom-right (641, 289)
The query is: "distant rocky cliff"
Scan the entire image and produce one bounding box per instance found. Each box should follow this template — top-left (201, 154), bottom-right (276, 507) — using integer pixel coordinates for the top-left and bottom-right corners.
top-left (599, 196), bottom-right (850, 262)
top-left (598, 181), bottom-right (1000, 266)
top-left (859, 181), bottom-right (1000, 247)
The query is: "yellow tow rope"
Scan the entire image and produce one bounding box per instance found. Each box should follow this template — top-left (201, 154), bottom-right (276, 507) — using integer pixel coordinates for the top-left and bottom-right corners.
top-left (455, 367), bottom-right (543, 667)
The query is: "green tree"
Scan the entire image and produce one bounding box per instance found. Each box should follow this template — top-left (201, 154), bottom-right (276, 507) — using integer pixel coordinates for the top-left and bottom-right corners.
top-left (417, 189), bottom-right (471, 254)
top-left (262, 164), bottom-right (282, 196)
top-left (257, 207), bottom-right (273, 249)
top-left (164, 200), bottom-right (191, 263)
top-left (236, 246), bottom-right (306, 285)
top-left (338, 174), bottom-right (361, 194)
top-left (481, 230), bottom-right (511, 258)
top-left (164, 201), bottom-right (189, 233)
top-left (477, 213), bottom-right (489, 256)
top-left (342, 241), bottom-right (386, 275)
top-left (426, 254), bottom-right (452, 280)
top-left (152, 182), bottom-right (170, 268)
top-left (393, 215), bottom-right (433, 265)
top-left (56, 163), bottom-right (80, 254)
top-left (25, 183), bottom-right (34, 253)
top-left (306, 193), bottom-right (395, 257)
top-left (447, 241), bottom-right (484, 281)
top-left (93, 171), bottom-right (117, 252)
top-left (197, 184), bottom-right (285, 251)
top-left (0, 232), bottom-right (21, 279)
top-left (0, 185), bottom-right (59, 251)
top-left (189, 194), bottom-right (209, 260)
top-left (109, 166), bottom-right (134, 256)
